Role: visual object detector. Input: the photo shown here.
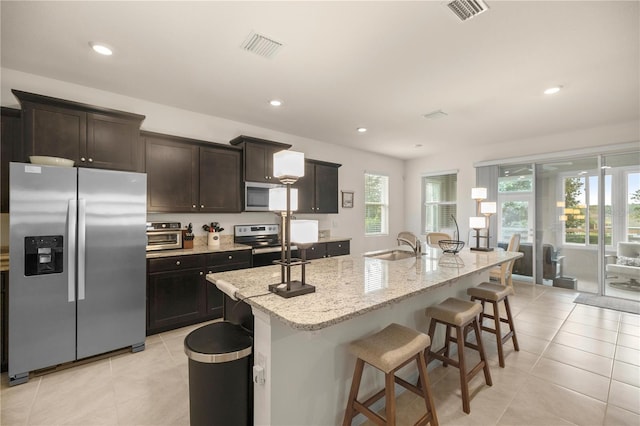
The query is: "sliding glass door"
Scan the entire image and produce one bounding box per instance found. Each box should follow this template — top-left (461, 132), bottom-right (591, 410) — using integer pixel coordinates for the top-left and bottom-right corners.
top-left (535, 158), bottom-right (600, 292)
top-left (602, 153), bottom-right (640, 301)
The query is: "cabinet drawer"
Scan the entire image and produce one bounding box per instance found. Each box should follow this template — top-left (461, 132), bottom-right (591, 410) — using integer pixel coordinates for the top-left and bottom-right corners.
top-left (206, 250), bottom-right (251, 270)
top-left (327, 241), bottom-right (350, 257)
top-left (306, 243), bottom-right (326, 260)
top-left (206, 250), bottom-right (251, 266)
top-left (148, 254), bottom-right (205, 273)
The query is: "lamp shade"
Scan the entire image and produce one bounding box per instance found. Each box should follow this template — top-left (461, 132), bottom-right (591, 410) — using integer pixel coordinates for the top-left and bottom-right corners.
top-left (480, 201), bottom-right (497, 215)
top-left (269, 187), bottom-right (298, 212)
top-left (471, 187), bottom-right (487, 200)
top-left (290, 220), bottom-right (318, 244)
top-left (469, 216), bottom-right (486, 229)
top-left (273, 150), bottom-right (305, 179)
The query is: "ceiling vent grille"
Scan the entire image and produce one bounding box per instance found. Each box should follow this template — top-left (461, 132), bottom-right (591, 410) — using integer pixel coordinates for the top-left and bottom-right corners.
top-left (447, 0), bottom-right (489, 21)
top-left (423, 110), bottom-right (448, 120)
top-left (241, 31), bottom-right (283, 59)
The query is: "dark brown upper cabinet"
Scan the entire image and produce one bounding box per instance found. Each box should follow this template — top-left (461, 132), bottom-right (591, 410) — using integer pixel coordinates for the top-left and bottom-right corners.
top-left (294, 159), bottom-right (341, 214)
top-left (143, 131), bottom-right (242, 213)
top-left (229, 135), bottom-right (291, 183)
top-left (12, 90), bottom-right (145, 172)
top-left (1, 108), bottom-right (21, 212)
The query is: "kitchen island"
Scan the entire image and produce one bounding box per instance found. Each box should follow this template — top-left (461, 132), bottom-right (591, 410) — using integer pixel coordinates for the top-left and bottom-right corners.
top-left (207, 248), bottom-right (522, 425)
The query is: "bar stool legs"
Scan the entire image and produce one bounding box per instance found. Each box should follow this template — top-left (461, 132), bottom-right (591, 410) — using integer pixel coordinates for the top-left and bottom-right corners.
top-left (467, 282), bottom-right (519, 368)
top-left (426, 298), bottom-right (492, 414)
top-left (343, 323), bottom-right (438, 426)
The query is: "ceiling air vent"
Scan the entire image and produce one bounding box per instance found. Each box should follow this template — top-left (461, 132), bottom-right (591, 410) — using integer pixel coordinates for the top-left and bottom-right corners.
top-left (447, 0), bottom-right (489, 21)
top-left (423, 110), bottom-right (448, 120)
top-left (241, 31), bottom-right (283, 59)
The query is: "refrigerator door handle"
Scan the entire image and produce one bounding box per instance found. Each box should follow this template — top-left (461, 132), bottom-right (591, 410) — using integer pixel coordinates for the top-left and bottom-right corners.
top-left (78, 198), bottom-right (86, 301)
top-left (68, 199), bottom-right (77, 302)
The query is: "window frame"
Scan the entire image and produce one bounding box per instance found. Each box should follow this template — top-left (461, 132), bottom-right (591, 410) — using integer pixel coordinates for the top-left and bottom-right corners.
top-left (421, 172), bottom-right (458, 235)
top-left (364, 172), bottom-right (389, 236)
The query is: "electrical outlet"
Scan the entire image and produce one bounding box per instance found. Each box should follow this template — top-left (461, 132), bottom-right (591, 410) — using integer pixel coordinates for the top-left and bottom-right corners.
top-left (252, 365), bottom-right (265, 385)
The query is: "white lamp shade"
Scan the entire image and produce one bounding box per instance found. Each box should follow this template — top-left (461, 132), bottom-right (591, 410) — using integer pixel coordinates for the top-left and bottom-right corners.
top-left (273, 150), bottom-right (305, 179)
top-left (471, 187), bottom-right (487, 200)
top-left (469, 216), bottom-right (486, 229)
top-left (269, 187), bottom-right (298, 211)
top-left (290, 220), bottom-right (318, 244)
top-left (480, 201), bottom-right (497, 215)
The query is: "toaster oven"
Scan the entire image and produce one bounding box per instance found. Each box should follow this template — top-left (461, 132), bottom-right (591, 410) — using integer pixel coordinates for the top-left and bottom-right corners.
top-left (146, 222), bottom-right (182, 251)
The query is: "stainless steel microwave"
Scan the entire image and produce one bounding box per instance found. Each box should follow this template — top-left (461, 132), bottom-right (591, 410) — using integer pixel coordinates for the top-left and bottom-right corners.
top-left (244, 182), bottom-right (283, 211)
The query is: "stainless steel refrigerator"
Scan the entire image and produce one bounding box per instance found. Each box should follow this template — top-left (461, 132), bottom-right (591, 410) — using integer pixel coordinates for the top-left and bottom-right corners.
top-left (8, 162), bottom-right (147, 385)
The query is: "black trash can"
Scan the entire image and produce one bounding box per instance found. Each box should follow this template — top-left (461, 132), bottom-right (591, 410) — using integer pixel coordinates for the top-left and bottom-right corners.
top-left (184, 321), bottom-right (253, 426)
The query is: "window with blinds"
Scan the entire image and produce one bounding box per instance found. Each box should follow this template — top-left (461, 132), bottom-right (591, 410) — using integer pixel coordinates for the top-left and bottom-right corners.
top-left (422, 173), bottom-right (457, 235)
top-left (365, 173), bottom-right (389, 235)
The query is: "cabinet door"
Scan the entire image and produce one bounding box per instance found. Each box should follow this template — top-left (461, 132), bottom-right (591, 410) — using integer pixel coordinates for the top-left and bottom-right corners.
top-left (21, 101), bottom-right (86, 162)
top-left (145, 136), bottom-right (198, 212)
top-left (199, 146), bottom-right (242, 212)
top-left (204, 280), bottom-right (224, 319)
top-left (86, 113), bottom-right (141, 171)
top-left (244, 142), bottom-right (270, 183)
top-left (315, 163), bottom-right (339, 213)
top-left (294, 161), bottom-right (316, 213)
top-left (147, 268), bottom-right (206, 332)
top-left (1, 108), bottom-right (21, 213)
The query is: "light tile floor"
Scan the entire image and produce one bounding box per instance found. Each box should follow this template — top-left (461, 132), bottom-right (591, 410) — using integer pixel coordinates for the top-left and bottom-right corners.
top-left (2, 281), bottom-right (639, 426)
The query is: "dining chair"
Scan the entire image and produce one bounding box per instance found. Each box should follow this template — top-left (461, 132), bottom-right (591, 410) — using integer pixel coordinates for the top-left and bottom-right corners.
top-left (489, 233), bottom-right (521, 287)
top-left (426, 232), bottom-right (451, 248)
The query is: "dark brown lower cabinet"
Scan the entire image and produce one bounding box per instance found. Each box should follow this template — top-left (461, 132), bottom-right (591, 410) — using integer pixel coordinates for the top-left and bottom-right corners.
top-left (146, 250), bottom-right (251, 335)
top-left (304, 240), bottom-right (350, 260)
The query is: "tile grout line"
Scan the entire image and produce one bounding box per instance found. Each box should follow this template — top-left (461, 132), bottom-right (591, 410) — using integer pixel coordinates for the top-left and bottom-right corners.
top-left (23, 376), bottom-right (42, 426)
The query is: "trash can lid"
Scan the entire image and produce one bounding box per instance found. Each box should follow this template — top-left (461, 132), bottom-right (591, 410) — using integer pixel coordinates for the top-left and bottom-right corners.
top-left (184, 321), bottom-right (253, 363)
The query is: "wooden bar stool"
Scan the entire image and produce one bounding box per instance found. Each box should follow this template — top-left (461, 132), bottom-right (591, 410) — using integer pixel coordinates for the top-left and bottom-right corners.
top-left (467, 282), bottom-right (519, 368)
top-left (343, 323), bottom-right (439, 426)
top-left (425, 297), bottom-right (492, 414)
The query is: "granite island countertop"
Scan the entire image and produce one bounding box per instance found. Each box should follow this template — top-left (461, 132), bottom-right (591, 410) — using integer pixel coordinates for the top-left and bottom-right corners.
top-left (207, 247), bottom-right (522, 331)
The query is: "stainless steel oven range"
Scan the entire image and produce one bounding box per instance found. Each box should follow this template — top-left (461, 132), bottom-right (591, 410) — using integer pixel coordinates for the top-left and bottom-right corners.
top-left (234, 224), bottom-right (298, 267)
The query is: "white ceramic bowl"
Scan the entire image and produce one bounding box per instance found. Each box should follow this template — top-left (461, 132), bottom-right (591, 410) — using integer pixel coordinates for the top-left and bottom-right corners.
top-left (29, 156), bottom-right (75, 167)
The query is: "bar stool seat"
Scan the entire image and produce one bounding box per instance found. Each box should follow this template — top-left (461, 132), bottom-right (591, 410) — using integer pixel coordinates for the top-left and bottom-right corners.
top-left (467, 282), bottom-right (519, 368)
top-left (343, 323), bottom-right (438, 426)
top-left (426, 297), bottom-right (492, 414)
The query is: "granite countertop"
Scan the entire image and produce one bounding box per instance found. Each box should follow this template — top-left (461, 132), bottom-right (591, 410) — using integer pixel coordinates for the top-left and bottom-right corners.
top-left (145, 236), bottom-right (351, 259)
top-left (207, 248), bottom-right (522, 331)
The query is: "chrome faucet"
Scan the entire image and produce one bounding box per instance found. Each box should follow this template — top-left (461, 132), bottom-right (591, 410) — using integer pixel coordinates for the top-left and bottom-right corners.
top-left (397, 232), bottom-right (422, 256)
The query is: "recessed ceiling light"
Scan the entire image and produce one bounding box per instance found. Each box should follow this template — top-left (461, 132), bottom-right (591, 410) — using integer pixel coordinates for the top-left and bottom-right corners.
top-left (269, 99), bottom-right (282, 107)
top-left (89, 42), bottom-right (113, 56)
top-left (544, 86), bottom-right (562, 95)
top-left (601, 165), bottom-right (612, 169)
top-left (357, 127), bottom-right (367, 133)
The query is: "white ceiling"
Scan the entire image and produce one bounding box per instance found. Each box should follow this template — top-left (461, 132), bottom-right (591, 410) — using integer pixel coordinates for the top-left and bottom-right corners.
top-left (1, 1), bottom-right (638, 160)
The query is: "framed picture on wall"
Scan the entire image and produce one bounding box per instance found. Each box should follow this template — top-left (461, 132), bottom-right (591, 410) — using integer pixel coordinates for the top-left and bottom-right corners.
top-left (342, 191), bottom-right (354, 208)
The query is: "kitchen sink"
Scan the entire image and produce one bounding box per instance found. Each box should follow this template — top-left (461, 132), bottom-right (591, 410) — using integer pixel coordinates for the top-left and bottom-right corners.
top-left (364, 249), bottom-right (417, 261)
